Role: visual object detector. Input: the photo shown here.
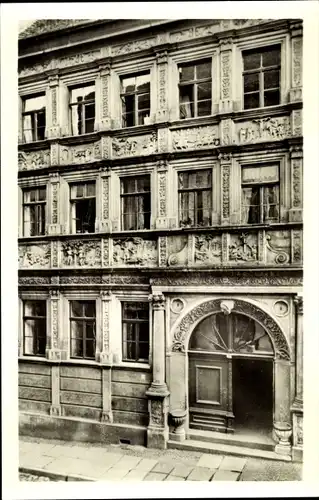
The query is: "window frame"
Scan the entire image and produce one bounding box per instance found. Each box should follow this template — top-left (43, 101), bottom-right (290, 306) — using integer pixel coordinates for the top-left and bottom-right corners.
top-left (120, 174), bottom-right (151, 231)
top-left (69, 300), bottom-right (96, 360)
top-left (121, 301), bottom-right (150, 363)
top-left (178, 169), bottom-right (213, 228)
top-left (120, 72), bottom-right (151, 128)
top-left (22, 186), bottom-right (47, 237)
top-left (178, 59), bottom-right (212, 120)
top-left (22, 93), bottom-right (46, 142)
top-left (22, 299), bottom-right (47, 357)
top-left (69, 181), bottom-right (96, 234)
top-left (69, 83), bottom-right (96, 136)
top-left (242, 45), bottom-right (281, 110)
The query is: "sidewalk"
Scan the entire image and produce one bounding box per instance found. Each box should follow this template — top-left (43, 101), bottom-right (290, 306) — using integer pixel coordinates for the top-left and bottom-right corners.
top-left (19, 436), bottom-right (302, 482)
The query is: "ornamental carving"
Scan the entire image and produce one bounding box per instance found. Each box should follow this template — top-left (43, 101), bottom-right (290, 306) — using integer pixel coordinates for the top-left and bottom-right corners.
top-left (238, 117), bottom-right (291, 143)
top-left (51, 297), bottom-right (59, 349)
top-left (158, 65), bottom-right (167, 116)
top-left (292, 39), bottom-right (302, 88)
top-left (292, 230), bottom-right (302, 263)
top-left (51, 182), bottom-right (59, 225)
top-left (101, 294), bottom-right (111, 353)
top-left (170, 28), bottom-right (194, 43)
top-left (221, 119), bottom-right (232, 146)
top-left (291, 110), bottom-right (302, 136)
top-left (112, 38), bottom-right (157, 56)
top-left (158, 128), bottom-right (168, 153)
top-left (221, 52), bottom-right (232, 100)
top-left (296, 416), bottom-right (303, 445)
top-left (194, 23), bottom-right (218, 38)
top-left (112, 133), bottom-right (157, 158)
top-left (51, 87), bottom-right (57, 126)
top-left (172, 126), bottom-right (219, 151)
top-left (51, 240), bottom-right (59, 267)
top-left (167, 237), bottom-right (188, 267)
top-left (113, 238), bottom-right (157, 266)
top-left (18, 150), bottom-right (50, 171)
top-left (61, 240), bottom-right (101, 267)
top-left (194, 235), bottom-right (222, 264)
top-left (222, 164), bottom-right (230, 219)
top-left (158, 172), bottom-right (167, 217)
top-left (60, 142), bottom-right (101, 165)
top-left (19, 50), bottom-right (101, 78)
top-left (266, 231), bottom-right (290, 265)
top-left (159, 236), bottom-right (168, 267)
top-left (19, 244), bottom-right (50, 268)
top-left (101, 75), bottom-right (109, 118)
top-left (172, 298), bottom-right (290, 360)
top-left (292, 159), bottom-right (302, 207)
top-left (150, 399), bottom-right (164, 426)
top-left (149, 292), bottom-right (165, 310)
top-left (60, 275), bottom-right (102, 285)
top-left (102, 177), bottom-right (109, 220)
top-left (19, 276), bottom-right (51, 285)
top-left (229, 233), bottom-right (258, 262)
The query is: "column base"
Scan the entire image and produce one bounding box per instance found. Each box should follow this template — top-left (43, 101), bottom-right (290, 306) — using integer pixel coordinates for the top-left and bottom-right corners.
top-left (99, 352), bottom-right (113, 365)
top-left (101, 411), bottom-right (113, 423)
top-left (275, 443), bottom-right (292, 456)
top-left (288, 208), bottom-right (303, 222)
top-left (50, 405), bottom-right (61, 417)
top-left (147, 426), bottom-right (169, 449)
top-left (46, 349), bottom-right (62, 361)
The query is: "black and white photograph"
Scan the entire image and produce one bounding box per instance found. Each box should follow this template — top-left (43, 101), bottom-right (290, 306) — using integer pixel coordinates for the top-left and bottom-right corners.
top-left (1, 2), bottom-right (319, 498)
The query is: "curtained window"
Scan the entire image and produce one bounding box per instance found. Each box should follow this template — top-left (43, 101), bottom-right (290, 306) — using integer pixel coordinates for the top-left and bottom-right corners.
top-left (241, 165), bottom-right (280, 224)
top-left (70, 182), bottom-right (96, 234)
top-left (121, 73), bottom-right (150, 127)
top-left (70, 301), bottom-right (96, 359)
top-left (121, 175), bottom-right (151, 230)
top-left (178, 170), bottom-right (212, 227)
top-left (179, 60), bottom-right (211, 119)
top-left (243, 46), bottom-right (281, 110)
top-left (23, 187), bottom-right (46, 236)
top-left (23, 300), bottom-right (47, 356)
top-left (122, 302), bottom-right (149, 362)
top-left (22, 94), bottom-right (46, 142)
top-left (69, 84), bottom-right (95, 135)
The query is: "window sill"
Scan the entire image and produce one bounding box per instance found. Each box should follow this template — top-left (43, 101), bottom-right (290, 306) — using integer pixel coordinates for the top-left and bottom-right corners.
top-left (18, 356), bottom-right (151, 370)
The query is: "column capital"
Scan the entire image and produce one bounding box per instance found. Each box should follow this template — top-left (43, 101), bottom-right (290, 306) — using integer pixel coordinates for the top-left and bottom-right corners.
top-left (289, 145), bottom-right (303, 158)
top-left (49, 288), bottom-right (60, 298)
top-left (100, 290), bottom-right (112, 301)
top-left (218, 152), bottom-right (232, 162)
top-left (149, 292), bottom-right (165, 310)
top-left (294, 295), bottom-right (303, 315)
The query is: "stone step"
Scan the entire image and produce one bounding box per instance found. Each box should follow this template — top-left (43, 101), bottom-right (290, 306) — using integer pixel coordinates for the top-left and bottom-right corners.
top-left (168, 439), bottom-right (292, 462)
top-left (187, 429), bottom-right (274, 452)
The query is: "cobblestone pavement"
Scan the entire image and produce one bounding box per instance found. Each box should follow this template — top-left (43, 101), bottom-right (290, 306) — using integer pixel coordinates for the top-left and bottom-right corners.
top-left (19, 437), bottom-right (302, 482)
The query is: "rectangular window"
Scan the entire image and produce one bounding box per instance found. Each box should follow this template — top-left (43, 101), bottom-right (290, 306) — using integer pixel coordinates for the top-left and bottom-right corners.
top-left (70, 84), bottom-right (95, 135)
top-left (241, 164), bottom-right (280, 223)
top-left (121, 175), bottom-right (151, 231)
top-left (243, 46), bottom-right (281, 110)
top-left (70, 182), bottom-right (96, 234)
top-left (178, 170), bottom-right (212, 227)
top-left (179, 60), bottom-right (212, 119)
top-left (122, 302), bottom-right (149, 363)
top-left (70, 300), bottom-right (96, 360)
top-left (121, 73), bottom-right (151, 127)
top-left (23, 300), bottom-right (47, 356)
top-left (23, 187), bottom-right (46, 236)
top-left (22, 94), bottom-right (46, 142)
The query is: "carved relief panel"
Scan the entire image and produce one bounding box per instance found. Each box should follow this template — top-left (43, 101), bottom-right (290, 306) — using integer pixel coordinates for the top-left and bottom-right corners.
top-left (228, 232), bottom-right (258, 263)
top-left (18, 150), bottom-right (50, 171)
top-left (112, 237), bottom-right (157, 267)
top-left (171, 126), bottom-right (219, 151)
top-left (61, 240), bottom-right (102, 267)
top-left (112, 133), bottom-right (157, 158)
top-left (237, 116), bottom-right (291, 144)
top-left (194, 234), bottom-right (222, 266)
top-left (60, 141), bottom-right (102, 165)
top-left (266, 230), bottom-right (291, 265)
top-left (167, 235), bottom-right (188, 267)
top-left (19, 243), bottom-right (51, 268)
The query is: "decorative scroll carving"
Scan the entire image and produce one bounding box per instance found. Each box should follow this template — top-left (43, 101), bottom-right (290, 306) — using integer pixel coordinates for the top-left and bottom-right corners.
top-left (266, 231), bottom-right (291, 264)
top-left (51, 182), bottom-right (58, 224)
top-left (158, 236), bottom-right (168, 267)
top-left (238, 117), bottom-right (291, 143)
top-left (102, 238), bottom-right (109, 266)
top-left (61, 240), bottom-right (101, 267)
top-left (102, 177), bottom-right (109, 220)
top-left (18, 150), bottom-right (50, 171)
top-left (50, 290), bottom-right (59, 349)
top-left (60, 142), bottom-right (101, 165)
top-left (229, 233), bottom-right (258, 262)
top-left (232, 19), bottom-right (271, 28)
top-left (292, 158), bottom-right (302, 207)
top-left (100, 73), bottom-right (110, 119)
top-left (194, 235), bottom-right (222, 264)
top-left (19, 276), bottom-right (51, 285)
top-left (292, 230), bottom-right (302, 264)
top-left (221, 164), bottom-right (231, 219)
top-left (296, 415), bottom-right (303, 445)
top-left (112, 133), bottom-right (157, 158)
top-left (158, 64), bottom-right (167, 112)
top-left (112, 38), bottom-right (157, 56)
top-left (221, 51), bottom-right (232, 100)
top-left (158, 171), bottom-right (167, 217)
top-left (172, 126), bottom-right (219, 151)
top-left (292, 39), bottom-right (302, 87)
top-left (172, 298), bottom-right (290, 360)
top-left (19, 244), bottom-right (50, 268)
top-left (19, 50), bottom-right (101, 78)
top-left (113, 238), bottom-right (157, 266)
top-left (51, 240), bottom-right (59, 267)
top-left (167, 237), bottom-right (188, 267)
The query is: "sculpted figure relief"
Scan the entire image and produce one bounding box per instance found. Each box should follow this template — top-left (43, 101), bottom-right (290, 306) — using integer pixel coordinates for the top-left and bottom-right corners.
top-left (113, 238), bottom-right (157, 266)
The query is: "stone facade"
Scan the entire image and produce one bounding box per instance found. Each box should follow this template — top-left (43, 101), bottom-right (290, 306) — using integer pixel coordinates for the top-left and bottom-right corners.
top-left (18, 19), bottom-right (303, 461)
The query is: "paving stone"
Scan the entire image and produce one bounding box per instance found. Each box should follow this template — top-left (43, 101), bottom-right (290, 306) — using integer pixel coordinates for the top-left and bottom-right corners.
top-left (187, 467), bottom-right (216, 481)
top-left (43, 444), bottom-right (75, 458)
top-left (20, 452), bottom-right (55, 469)
top-left (135, 458), bottom-right (158, 471)
top-left (219, 456), bottom-right (247, 472)
top-left (152, 462), bottom-right (174, 474)
top-left (44, 457), bottom-right (110, 479)
top-left (113, 455), bottom-right (142, 469)
top-left (122, 469), bottom-right (149, 481)
top-left (165, 475), bottom-right (186, 481)
top-left (170, 464), bottom-right (193, 478)
top-left (239, 458), bottom-right (302, 482)
top-left (100, 467), bottom-right (132, 481)
top-left (211, 470), bottom-right (240, 481)
top-left (196, 454), bottom-right (223, 469)
top-left (144, 472), bottom-right (167, 481)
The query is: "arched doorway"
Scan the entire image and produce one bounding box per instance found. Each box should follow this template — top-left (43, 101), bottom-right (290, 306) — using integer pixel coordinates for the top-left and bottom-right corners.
top-left (188, 311), bottom-right (274, 436)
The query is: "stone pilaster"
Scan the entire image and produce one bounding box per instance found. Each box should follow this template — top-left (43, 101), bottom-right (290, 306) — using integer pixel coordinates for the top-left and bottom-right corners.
top-left (46, 289), bottom-right (62, 361)
top-left (155, 160), bottom-right (168, 229)
top-left (50, 364), bottom-right (61, 416)
top-left (155, 48), bottom-right (169, 122)
top-left (289, 20), bottom-right (303, 103)
top-left (97, 166), bottom-right (111, 232)
top-left (146, 292), bottom-right (170, 449)
top-left (98, 61), bottom-right (111, 131)
top-left (47, 73), bottom-right (60, 139)
top-left (291, 295), bottom-right (303, 459)
top-left (219, 38), bottom-right (233, 113)
top-left (288, 146), bottom-right (303, 222)
top-left (219, 153), bottom-right (232, 225)
top-left (47, 172), bottom-right (62, 235)
top-left (273, 359), bottom-right (292, 456)
top-left (99, 291), bottom-right (112, 364)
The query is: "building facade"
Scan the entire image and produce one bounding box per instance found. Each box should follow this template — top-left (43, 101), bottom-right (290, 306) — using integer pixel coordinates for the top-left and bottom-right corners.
top-left (18, 19), bottom-right (303, 462)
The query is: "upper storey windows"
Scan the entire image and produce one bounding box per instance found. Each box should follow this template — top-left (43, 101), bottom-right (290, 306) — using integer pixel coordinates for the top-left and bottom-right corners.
top-left (178, 60), bottom-right (212, 119)
top-left (242, 46), bottom-right (281, 110)
top-left (22, 94), bottom-right (46, 143)
top-left (69, 84), bottom-right (95, 135)
top-left (121, 73), bottom-right (151, 128)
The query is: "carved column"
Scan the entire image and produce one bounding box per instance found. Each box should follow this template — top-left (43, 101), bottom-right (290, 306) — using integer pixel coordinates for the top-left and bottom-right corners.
top-left (97, 166), bottom-right (111, 232)
top-left (289, 21), bottom-right (303, 103)
top-left (99, 291), bottom-right (112, 364)
top-left (48, 172), bottom-right (61, 235)
top-left (219, 38), bottom-right (233, 113)
top-left (146, 292), bottom-right (170, 449)
top-left (46, 289), bottom-right (61, 361)
top-left (97, 61), bottom-right (111, 131)
top-left (47, 72), bottom-right (60, 139)
top-left (155, 160), bottom-right (168, 229)
top-left (291, 295), bottom-right (303, 460)
top-left (219, 153), bottom-right (232, 225)
top-left (273, 359), bottom-right (292, 456)
top-left (155, 48), bottom-right (169, 122)
top-left (288, 146), bottom-right (303, 222)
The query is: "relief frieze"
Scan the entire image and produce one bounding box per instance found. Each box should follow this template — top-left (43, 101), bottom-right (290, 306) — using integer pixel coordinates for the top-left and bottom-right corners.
top-left (60, 141), bottom-right (101, 165)
top-left (172, 126), bottom-right (219, 151)
top-left (61, 240), bottom-right (101, 267)
top-left (113, 237), bottom-right (157, 266)
top-left (19, 244), bottom-right (51, 268)
top-left (112, 38), bottom-right (157, 56)
top-left (112, 133), bottom-right (157, 158)
top-left (194, 235), bottom-right (222, 265)
top-left (19, 50), bottom-right (101, 78)
top-left (238, 117), bottom-right (291, 144)
top-left (18, 150), bottom-right (50, 171)
top-left (228, 233), bottom-right (258, 262)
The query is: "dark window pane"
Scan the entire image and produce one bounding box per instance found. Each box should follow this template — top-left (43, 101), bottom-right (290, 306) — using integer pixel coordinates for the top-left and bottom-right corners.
top-left (37, 335), bottom-right (47, 356)
top-left (86, 182), bottom-right (96, 197)
top-left (24, 300), bottom-right (46, 317)
top-left (244, 93), bottom-right (259, 110)
top-left (85, 119), bottom-right (94, 134)
top-left (70, 301), bottom-right (83, 317)
top-left (75, 199), bottom-right (96, 233)
top-left (123, 112), bottom-right (134, 128)
top-left (179, 64), bottom-right (195, 82)
top-left (85, 103), bottom-right (95, 119)
top-left (264, 69), bottom-right (280, 90)
top-left (85, 339), bottom-right (95, 358)
top-left (70, 320), bottom-right (84, 338)
top-left (30, 189), bottom-right (37, 202)
top-left (244, 73), bottom-right (259, 93)
top-left (138, 342), bottom-right (149, 360)
top-left (38, 188), bottom-right (46, 201)
top-left (197, 100), bottom-right (211, 117)
top-left (136, 176), bottom-right (150, 192)
top-left (71, 339), bottom-right (83, 358)
top-left (37, 110), bottom-right (46, 140)
top-left (84, 302), bottom-right (95, 318)
top-left (196, 62), bottom-right (211, 80)
top-left (262, 47), bottom-right (281, 67)
top-left (197, 82), bottom-right (211, 101)
top-left (138, 110), bottom-right (149, 125)
top-left (76, 184), bottom-right (84, 198)
top-left (123, 94), bottom-right (135, 114)
top-left (264, 89), bottom-right (280, 107)
top-left (242, 186), bottom-right (261, 223)
top-left (180, 85), bottom-right (194, 119)
top-left (243, 51), bottom-right (261, 70)
top-left (138, 93), bottom-right (150, 111)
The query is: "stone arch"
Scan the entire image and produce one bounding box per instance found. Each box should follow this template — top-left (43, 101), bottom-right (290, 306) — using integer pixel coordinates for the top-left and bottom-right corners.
top-left (171, 298), bottom-right (290, 361)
